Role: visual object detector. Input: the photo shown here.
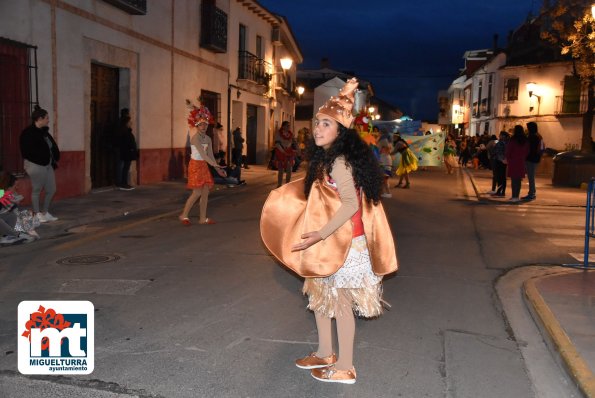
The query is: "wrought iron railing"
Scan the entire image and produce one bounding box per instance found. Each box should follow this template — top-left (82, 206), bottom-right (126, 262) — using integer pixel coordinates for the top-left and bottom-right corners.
top-left (237, 51), bottom-right (271, 87)
top-left (102, 0), bottom-right (147, 15)
top-left (555, 95), bottom-right (588, 115)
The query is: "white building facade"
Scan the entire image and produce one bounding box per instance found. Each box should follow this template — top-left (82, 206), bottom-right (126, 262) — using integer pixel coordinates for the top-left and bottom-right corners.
top-left (0, 0), bottom-right (302, 199)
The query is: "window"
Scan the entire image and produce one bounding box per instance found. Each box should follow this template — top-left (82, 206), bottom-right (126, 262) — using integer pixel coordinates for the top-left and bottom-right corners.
top-left (102, 0), bottom-right (146, 15)
top-left (487, 74), bottom-right (493, 114)
top-left (200, 90), bottom-right (221, 141)
top-left (561, 75), bottom-right (581, 114)
top-left (504, 78), bottom-right (519, 101)
top-left (480, 98), bottom-right (488, 116)
top-left (0, 38), bottom-right (38, 174)
top-left (239, 24), bottom-right (246, 52)
top-left (256, 35), bottom-right (263, 59)
top-left (200, 0), bottom-right (227, 53)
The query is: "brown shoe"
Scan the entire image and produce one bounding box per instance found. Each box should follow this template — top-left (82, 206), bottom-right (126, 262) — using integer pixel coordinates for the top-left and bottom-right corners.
top-left (311, 365), bottom-right (356, 384)
top-left (295, 352), bottom-right (337, 369)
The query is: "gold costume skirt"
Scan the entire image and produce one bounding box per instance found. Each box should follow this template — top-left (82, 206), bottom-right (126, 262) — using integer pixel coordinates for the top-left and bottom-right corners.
top-left (303, 235), bottom-right (383, 318)
top-left (396, 148), bottom-right (418, 176)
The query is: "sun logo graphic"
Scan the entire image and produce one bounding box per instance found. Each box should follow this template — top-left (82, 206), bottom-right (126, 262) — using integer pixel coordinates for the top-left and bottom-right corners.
top-left (18, 301), bottom-right (94, 375)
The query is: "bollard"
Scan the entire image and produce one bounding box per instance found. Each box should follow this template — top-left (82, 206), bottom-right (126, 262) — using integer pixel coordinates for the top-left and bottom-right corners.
top-left (564, 177), bottom-right (595, 269)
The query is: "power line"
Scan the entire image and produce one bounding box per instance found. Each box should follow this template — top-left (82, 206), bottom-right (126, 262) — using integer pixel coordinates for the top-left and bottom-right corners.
top-left (358, 73), bottom-right (458, 79)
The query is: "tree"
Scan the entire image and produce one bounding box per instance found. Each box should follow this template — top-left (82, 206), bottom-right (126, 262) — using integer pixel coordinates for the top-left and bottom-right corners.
top-left (541, 0), bottom-right (595, 152)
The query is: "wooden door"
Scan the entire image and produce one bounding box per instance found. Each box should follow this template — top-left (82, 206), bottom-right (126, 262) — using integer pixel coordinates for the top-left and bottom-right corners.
top-left (246, 104), bottom-right (257, 164)
top-left (200, 90), bottom-right (220, 142)
top-left (90, 63), bottom-right (119, 188)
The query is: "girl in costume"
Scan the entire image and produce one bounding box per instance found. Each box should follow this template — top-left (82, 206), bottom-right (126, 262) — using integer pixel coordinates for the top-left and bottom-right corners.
top-left (274, 121), bottom-right (296, 187)
top-left (443, 134), bottom-right (457, 174)
top-left (392, 137), bottom-right (418, 188)
top-left (377, 129), bottom-right (393, 198)
top-left (179, 100), bottom-right (226, 225)
top-left (290, 78), bottom-right (398, 384)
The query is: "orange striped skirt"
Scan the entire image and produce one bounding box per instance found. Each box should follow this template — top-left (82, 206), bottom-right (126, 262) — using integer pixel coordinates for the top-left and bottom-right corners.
top-left (187, 159), bottom-right (214, 189)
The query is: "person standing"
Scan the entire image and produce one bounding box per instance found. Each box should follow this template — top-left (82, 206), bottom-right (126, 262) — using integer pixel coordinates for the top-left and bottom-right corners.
top-left (505, 125), bottom-right (530, 203)
top-left (262, 78), bottom-right (397, 384)
top-left (491, 131), bottom-right (509, 197)
top-left (232, 127), bottom-right (244, 168)
top-left (523, 121), bottom-right (544, 201)
top-left (19, 105), bottom-right (60, 223)
top-left (486, 134), bottom-right (499, 193)
top-left (443, 134), bottom-right (457, 174)
top-left (377, 129), bottom-right (393, 197)
top-left (275, 121), bottom-right (296, 187)
top-left (179, 101), bottom-right (226, 225)
top-left (212, 122), bottom-right (226, 165)
top-left (116, 115), bottom-right (138, 190)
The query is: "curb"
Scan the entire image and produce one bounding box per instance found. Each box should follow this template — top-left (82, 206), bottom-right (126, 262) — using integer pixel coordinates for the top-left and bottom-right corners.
top-left (463, 168), bottom-right (482, 200)
top-left (523, 275), bottom-right (595, 397)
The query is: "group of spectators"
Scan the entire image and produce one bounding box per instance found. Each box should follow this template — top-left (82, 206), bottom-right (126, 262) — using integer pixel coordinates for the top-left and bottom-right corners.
top-left (456, 122), bottom-right (544, 202)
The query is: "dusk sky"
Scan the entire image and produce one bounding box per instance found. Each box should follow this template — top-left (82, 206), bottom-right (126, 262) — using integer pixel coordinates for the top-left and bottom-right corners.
top-left (257, 0), bottom-right (539, 121)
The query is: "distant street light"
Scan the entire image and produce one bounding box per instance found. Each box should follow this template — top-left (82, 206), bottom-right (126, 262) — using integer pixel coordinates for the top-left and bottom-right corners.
top-left (296, 86), bottom-right (305, 96)
top-left (375, 114), bottom-right (381, 120)
top-left (368, 106), bottom-right (375, 114)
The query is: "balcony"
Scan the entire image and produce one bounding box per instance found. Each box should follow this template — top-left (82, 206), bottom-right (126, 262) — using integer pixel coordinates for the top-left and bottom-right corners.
top-left (555, 95), bottom-right (588, 115)
top-left (237, 51), bottom-right (271, 88)
top-left (274, 71), bottom-right (295, 95)
top-left (200, 2), bottom-right (227, 53)
top-left (102, 0), bottom-right (146, 15)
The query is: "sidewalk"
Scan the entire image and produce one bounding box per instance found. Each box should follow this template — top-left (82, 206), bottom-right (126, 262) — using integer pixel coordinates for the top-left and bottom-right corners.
top-left (466, 167), bottom-right (595, 397)
top-left (7, 165), bottom-right (284, 243)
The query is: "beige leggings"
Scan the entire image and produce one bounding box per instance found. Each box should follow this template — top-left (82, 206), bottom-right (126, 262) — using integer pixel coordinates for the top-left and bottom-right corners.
top-left (180, 185), bottom-right (210, 222)
top-left (314, 289), bottom-right (355, 370)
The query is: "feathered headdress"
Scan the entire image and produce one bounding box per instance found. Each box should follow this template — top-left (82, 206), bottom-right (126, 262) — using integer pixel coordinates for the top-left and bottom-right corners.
top-left (186, 98), bottom-right (214, 127)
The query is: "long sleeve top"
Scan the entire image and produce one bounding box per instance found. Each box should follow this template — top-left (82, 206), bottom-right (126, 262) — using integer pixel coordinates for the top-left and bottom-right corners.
top-left (318, 157), bottom-right (359, 239)
top-left (20, 125), bottom-right (60, 166)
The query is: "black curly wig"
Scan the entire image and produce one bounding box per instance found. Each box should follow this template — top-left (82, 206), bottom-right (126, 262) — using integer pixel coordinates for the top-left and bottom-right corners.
top-left (304, 123), bottom-right (383, 204)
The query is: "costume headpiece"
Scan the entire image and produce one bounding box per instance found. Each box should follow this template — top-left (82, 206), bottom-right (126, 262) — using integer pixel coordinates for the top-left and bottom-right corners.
top-left (316, 78), bottom-right (358, 128)
top-left (186, 98), bottom-right (214, 127)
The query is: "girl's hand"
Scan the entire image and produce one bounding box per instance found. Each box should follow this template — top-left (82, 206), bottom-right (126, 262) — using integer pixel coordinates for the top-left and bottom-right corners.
top-left (216, 168), bottom-right (227, 177)
top-left (291, 231), bottom-right (322, 251)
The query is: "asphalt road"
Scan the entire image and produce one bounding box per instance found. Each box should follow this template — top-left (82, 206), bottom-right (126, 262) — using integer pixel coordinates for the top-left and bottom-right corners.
top-left (0, 168), bottom-right (583, 397)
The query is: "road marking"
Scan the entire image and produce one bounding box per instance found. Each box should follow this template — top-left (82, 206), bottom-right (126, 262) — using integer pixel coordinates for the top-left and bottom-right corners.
top-left (59, 278), bottom-right (151, 295)
top-left (547, 238), bottom-right (594, 248)
top-left (568, 252), bottom-right (595, 262)
top-left (52, 209), bottom-right (179, 251)
top-left (533, 228), bottom-right (583, 236)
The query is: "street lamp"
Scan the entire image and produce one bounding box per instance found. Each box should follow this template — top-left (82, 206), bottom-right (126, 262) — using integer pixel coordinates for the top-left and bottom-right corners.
top-left (374, 114), bottom-right (381, 120)
top-left (368, 106), bottom-right (375, 114)
top-left (296, 86), bottom-right (305, 96)
top-left (591, 3), bottom-right (595, 19)
top-left (280, 57), bottom-right (293, 71)
top-left (526, 82), bottom-right (541, 112)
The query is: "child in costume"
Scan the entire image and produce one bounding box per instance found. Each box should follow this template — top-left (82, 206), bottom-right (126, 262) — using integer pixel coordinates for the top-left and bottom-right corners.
top-left (443, 135), bottom-right (457, 174)
top-left (262, 78), bottom-right (398, 384)
top-left (274, 121), bottom-right (296, 187)
top-left (179, 100), bottom-right (226, 225)
top-left (392, 137), bottom-right (418, 188)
